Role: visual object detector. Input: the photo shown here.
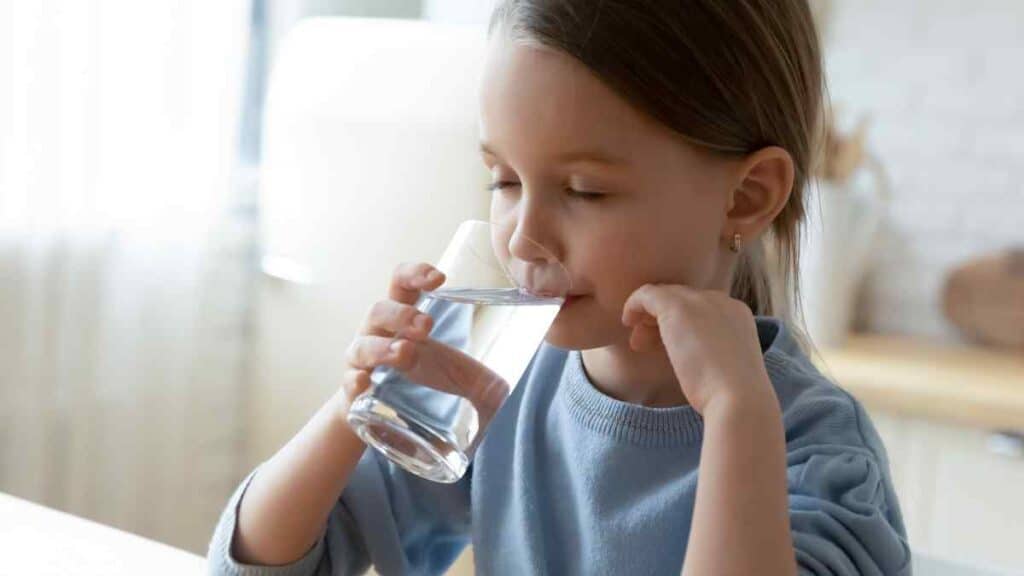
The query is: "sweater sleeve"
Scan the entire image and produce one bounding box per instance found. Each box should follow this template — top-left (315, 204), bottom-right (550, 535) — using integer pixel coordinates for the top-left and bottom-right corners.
top-left (771, 355), bottom-right (914, 576)
top-left (206, 449), bottom-right (473, 576)
top-left (787, 447), bottom-right (911, 576)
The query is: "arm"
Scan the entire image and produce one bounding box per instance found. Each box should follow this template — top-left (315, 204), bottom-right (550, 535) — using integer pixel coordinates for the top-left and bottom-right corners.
top-left (682, 388), bottom-right (796, 576)
top-left (619, 285), bottom-right (797, 575)
top-left (212, 265), bottom-right (475, 574)
top-left (230, 262), bottom-right (447, 567)
top-left (232, 390), bottom-right (367, 566)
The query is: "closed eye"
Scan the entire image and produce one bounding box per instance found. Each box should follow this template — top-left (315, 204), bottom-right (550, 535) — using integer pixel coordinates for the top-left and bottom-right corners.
top-left (486, 181), bottom-right (605, 201)
top-left (486, 181), bottom-right (519, 192)
top-left (565, 188), bottom-right (606, 201)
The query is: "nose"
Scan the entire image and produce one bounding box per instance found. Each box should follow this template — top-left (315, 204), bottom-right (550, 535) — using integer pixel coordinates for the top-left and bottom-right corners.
top-left (506, 194), bottom-right (561, 266)
top-left (499, 193), bottom-right (572, 297)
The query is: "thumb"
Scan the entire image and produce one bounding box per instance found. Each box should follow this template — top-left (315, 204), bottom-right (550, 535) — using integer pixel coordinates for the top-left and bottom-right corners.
top-left (629, 320), bottom-right (663, 352)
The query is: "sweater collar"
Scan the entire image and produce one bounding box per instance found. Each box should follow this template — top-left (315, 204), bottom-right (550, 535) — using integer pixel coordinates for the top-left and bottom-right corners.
top-left (559, 315), bottom-right (795, 448)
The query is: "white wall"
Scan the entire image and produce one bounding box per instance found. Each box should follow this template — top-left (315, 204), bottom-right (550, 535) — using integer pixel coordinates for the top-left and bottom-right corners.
top-left (306, 0), bottom-right (420, 18)
top-left (423, 0), bottom-right (499, 26)
top-left (822, 1), bottom-right (1024, 342)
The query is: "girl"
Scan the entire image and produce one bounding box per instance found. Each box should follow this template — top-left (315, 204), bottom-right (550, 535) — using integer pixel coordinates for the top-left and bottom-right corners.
top-left (209, 1), bottom-right (910, 574)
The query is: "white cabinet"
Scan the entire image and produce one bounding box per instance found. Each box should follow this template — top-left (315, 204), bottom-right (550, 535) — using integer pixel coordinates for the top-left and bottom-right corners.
top-left (814, 333), bottom-right (1024, 574)
top-left (868, 410), bottom-right (1024, 574)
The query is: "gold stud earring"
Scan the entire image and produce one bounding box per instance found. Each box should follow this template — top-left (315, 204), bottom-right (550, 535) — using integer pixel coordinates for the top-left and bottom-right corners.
top-left (729, 233), bottom-right (742, 253)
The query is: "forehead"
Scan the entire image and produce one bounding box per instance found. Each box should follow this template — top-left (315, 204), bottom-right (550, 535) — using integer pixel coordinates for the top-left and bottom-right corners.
top-left (478, 36), bottom-right (661, 161)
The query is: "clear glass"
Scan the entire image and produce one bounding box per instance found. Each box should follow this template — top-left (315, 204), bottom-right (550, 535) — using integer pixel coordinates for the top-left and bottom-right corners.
top-left (345, 219), bottom-right (571, 483)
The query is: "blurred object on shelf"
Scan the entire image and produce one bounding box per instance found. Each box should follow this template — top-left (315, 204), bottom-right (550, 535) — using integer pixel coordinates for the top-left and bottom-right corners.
top-left (817, 109), bottom-right (870, 185)
top-left (794, 108), bottom-right (891, 348)
top-left (942, 247), bottom-right (1024, 351)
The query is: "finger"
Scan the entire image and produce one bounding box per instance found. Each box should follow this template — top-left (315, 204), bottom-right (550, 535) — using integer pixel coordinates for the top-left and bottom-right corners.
top-left (397, 339), bottom-right (510, 416)
top-left (345, 335), bottom-right (420, 373)
top-left (621, 283), bottom-right (666, 327)
top-left (629, 323), bottom-right (664, 352)
top-left (388, 261), bottom-right (446, 305)
top-left (340, 369), bottom-right (372, 401)
top-left (360, 299), bottom-right (434, 340)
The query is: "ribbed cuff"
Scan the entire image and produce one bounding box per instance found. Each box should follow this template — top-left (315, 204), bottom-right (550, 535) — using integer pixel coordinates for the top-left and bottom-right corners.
top-left (206, 464), bottom-right (327, 576)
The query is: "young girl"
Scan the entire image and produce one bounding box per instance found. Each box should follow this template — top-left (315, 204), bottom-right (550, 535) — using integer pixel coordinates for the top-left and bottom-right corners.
top-left (209, 1), bottom-right (910, 574)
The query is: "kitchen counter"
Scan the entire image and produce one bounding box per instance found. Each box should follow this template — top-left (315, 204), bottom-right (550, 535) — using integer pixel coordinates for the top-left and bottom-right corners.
top-left (811, 334), bottom-right (1024, 434)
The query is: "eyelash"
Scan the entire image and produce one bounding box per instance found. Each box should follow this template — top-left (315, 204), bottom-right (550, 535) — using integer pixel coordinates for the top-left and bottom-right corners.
top-left (486, 181), bottom-right (605, 201)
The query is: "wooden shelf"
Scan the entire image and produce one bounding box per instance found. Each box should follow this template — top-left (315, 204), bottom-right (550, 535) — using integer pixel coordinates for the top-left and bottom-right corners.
top-left (810, 334), bottom-right (1024, 433)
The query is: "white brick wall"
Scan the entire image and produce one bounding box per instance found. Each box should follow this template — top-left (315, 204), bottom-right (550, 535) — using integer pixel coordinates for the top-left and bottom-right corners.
top-left (822, 0), bottom-right (1024, 342)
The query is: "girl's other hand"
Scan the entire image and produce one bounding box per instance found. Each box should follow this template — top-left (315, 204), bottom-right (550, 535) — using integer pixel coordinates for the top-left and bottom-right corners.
top-left (621, 283), bottom-right (778, 417)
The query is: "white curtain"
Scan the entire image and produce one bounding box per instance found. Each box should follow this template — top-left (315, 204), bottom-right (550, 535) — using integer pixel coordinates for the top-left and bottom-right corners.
top-left (0, 0), bottom-right (252, 553)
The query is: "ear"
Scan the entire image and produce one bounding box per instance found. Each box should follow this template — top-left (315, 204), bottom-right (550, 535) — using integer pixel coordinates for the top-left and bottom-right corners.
top-left (725, 146), bottom-right (795, 242)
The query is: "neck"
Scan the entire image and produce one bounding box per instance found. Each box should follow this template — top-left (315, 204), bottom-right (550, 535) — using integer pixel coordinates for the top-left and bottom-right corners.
top-left (580, 342), bottom-right (688, 408)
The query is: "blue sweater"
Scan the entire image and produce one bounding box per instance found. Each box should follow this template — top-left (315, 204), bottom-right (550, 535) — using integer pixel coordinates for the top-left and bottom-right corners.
top-left (208, 313), bottom-right (911, 575)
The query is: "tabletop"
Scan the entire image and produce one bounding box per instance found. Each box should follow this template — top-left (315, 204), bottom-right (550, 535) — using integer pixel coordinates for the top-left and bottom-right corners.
top-left (0, 491), bottom-right (206, 575)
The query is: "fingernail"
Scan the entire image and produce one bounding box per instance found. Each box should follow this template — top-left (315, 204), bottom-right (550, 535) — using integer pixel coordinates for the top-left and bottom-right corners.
top-left (427, 270), bottom-right (442, 282)
top-left (389, 340), bottom-right (402, 353)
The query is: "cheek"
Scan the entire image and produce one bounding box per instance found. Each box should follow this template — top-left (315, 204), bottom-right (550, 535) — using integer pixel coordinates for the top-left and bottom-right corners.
top-left (584, 216), bottom-right (704, 309)
top-left (647, 202), bottom-right (720, 277)
top-left (578, 226), bottom-right (648, 310)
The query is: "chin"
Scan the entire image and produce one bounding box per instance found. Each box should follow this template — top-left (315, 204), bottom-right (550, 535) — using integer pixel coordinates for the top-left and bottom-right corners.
top-left (543, 307), bottom-right (623, 351)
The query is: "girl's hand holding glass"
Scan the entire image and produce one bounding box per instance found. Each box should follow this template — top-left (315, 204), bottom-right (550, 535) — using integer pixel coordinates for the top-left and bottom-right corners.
top-left (345, 220), bottom-right (570, 483)
top-left (340, 262), bottom-right (446, 403)
top-left (341, 260), bottom-right (514, 414)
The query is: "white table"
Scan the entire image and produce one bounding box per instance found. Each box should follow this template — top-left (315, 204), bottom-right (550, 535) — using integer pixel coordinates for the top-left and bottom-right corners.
top-left (0, 491), bottom-right (206, 575)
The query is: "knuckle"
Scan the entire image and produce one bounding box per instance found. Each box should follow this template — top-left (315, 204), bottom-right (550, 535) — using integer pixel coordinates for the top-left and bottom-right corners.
top-left (732, 299), bottom-right (754, 318)
top-left (663, 299), bottom-right (687, 319)
top-left (342, 369), bottom-right (369, 399)
top-left (669, 284), bottom-right (694, 299)
top-left (352, 370), bottom-right (369, 392)
top-left (404, 305), bottom-right (422, 326)
top-left (711, 291), bottom-right (736, 308)
top-left (392, 340), bottom-right (417, 371)
top-left (344, 339), bottom-right (362, 366)
top-left (342, 370), bottom-right (357, 392)
top-left (417, 312), bottom-right (433, 333)
top-left (409, 262), bottom-right (423, 275)
top-left (370, 300), bottom-right (389, 321)
top-left (642, 283), bottom-right (663, 297)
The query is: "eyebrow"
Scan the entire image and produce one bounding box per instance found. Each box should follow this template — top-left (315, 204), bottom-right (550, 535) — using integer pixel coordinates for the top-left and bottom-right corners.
top-left (479, 142), bottom-right (628, 167)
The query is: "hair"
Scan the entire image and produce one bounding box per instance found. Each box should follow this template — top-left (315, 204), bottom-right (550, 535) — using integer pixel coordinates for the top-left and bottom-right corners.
top-left (488, 0), bottom-right (828, 355)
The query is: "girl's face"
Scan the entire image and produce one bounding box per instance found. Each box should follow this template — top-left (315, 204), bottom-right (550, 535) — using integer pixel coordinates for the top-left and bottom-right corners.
top-left (480, 36), bottom-right (741, 351)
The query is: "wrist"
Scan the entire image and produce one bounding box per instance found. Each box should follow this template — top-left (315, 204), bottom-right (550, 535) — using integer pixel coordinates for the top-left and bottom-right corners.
top-left (701, 379), bottom-right (781, 426)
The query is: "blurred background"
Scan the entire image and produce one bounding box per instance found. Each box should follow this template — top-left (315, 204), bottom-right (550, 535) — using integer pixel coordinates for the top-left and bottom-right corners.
top-left (1, 0), bottom-right (1021, 574)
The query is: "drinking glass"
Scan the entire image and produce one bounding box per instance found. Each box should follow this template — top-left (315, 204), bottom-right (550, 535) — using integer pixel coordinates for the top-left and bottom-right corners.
top-left (346, 219), bottom-right (571, 483)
